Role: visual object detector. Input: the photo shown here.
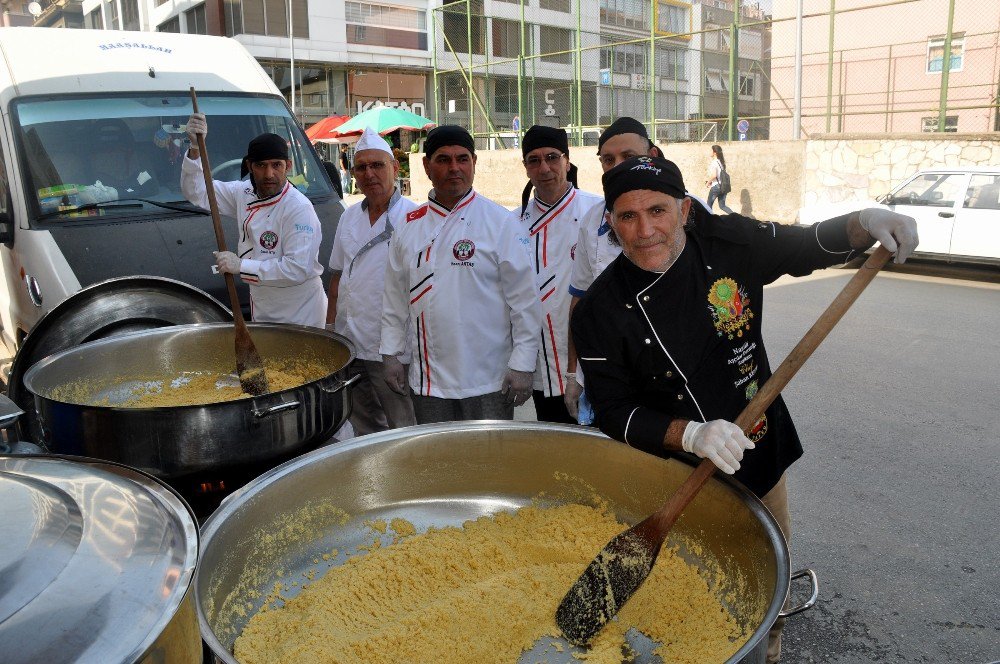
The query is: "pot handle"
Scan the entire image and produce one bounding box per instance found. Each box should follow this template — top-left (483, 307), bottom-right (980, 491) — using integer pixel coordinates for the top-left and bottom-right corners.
top-left (779, 568), bottom-right (819, 618)
top-left (320, 372), bottom-right (362, 394)
top-left (252, 401), bottom-right (301, 418)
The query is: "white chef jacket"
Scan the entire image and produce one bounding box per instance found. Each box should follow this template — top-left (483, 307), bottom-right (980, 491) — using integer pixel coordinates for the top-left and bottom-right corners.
top-left (515, 186), bottom-right (602, 396)
top-left (380, 188), bottom-right (542, 399)
top-left (181, 155), bottom-right (326, 328)
top-left (569, 199), bottom-right (621, 298)
top-left (329, 189), bottom-right (416, 363)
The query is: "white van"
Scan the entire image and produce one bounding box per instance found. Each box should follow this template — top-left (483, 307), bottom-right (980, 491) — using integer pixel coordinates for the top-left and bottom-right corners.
top-left (0, 28), bottom-right (342, 353)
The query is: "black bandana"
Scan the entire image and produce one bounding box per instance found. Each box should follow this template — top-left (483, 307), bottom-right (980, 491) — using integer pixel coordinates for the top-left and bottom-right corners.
top-left (521, 125), bottom-right (568, 156)
top-left (241, 133), bottom-right (289, 178)
top-left (597, 116), bottom-right (654, 152)
top-left (424, 125), bottom-right (475, 158)
top-left (603, 156), bottom-right (686, 212)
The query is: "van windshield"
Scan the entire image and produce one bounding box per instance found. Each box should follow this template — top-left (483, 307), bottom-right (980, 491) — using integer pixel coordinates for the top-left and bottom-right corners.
top-left (13, 94), bottom-right (334, 222)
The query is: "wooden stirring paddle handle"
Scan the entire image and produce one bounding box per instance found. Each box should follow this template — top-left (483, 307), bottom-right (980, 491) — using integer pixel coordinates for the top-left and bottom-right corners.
top-left (649, 246), bottom-right (893, 532)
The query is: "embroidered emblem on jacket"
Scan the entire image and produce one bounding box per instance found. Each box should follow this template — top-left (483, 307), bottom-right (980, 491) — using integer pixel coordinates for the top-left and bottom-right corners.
top-left (707, 277), bottom-right (753, 339)
top-left (453, 239), bottom-right (475, 262)
top-left (259, 230), bottom-right (278, 250)
top-left (406, 206), bottom-right (428, 222)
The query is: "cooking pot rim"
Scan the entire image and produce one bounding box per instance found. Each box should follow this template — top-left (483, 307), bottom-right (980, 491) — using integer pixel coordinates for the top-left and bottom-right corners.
top-left (196, 421), bottom-right (790, 664)
top-left (21, 322), bottom-right (357, 411)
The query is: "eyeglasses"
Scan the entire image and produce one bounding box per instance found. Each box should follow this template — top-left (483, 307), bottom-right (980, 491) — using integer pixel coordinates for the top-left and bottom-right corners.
top-left (523, 152), bottom-right (565, 168)
top-left (352, 161), bottom-right (389, 174)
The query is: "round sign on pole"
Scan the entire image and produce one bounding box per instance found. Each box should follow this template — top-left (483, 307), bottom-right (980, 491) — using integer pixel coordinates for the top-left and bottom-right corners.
top-left (736, 119), bottom-right (750, 134)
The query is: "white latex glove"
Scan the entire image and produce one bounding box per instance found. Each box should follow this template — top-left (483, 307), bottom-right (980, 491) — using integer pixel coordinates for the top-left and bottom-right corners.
top-left (501, 369), bottom-right (533, 407)
top-left (382, 354), bottom-right (407, 395)
top-left (186, 112), bottom-right (207, 144)
top-left (214, 251), bottom-right (241, 275)
top-left (563, 373), bottom-right (583, 420)
top-left (682, 420), bottom-right (755, 475)
top-left (858, 208), bottom-right (919, 264)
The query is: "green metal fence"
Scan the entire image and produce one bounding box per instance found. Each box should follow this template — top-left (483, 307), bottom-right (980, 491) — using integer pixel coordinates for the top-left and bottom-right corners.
top-left (430, 0), bottom-right (999, 148)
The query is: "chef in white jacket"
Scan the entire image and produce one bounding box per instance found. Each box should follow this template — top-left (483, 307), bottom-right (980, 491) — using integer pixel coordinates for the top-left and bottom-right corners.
top-left (327, 127), bottom-right (417, 435)
top-left (380, 125), bottom-right (542, 424)
top-left (513, 125), bottom-right (602, 424)
top-left (182, 115), bottom-right (326, 328)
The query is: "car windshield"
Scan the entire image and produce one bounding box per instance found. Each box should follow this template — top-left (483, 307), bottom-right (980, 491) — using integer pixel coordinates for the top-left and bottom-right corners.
top-left (14, 93), bottom-right (334, 223)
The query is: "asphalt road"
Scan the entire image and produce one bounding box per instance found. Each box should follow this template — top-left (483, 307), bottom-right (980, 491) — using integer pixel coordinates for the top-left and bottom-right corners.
top-left (757, 262), bottom-right (999, 663)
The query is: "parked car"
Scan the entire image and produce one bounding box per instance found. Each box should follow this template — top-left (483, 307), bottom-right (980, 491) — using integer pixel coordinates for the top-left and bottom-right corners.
top-left (797, 167), bottom-right (1000, 266)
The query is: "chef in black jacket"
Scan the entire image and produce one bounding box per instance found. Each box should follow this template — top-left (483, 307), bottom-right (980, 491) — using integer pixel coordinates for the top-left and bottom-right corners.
top-left (571, 155), bottom-right (917, 663)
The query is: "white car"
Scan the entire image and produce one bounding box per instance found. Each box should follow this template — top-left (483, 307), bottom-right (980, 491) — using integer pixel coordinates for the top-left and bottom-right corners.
top-left (797, 167), bottom-right (1000, 266)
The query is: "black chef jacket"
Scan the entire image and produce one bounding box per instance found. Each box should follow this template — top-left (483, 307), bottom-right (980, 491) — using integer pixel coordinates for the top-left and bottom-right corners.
top-left (571, 210), bottom-right (859, 497)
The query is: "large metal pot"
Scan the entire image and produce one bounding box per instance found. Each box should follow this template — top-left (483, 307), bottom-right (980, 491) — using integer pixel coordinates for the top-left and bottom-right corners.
top-left (20, 323), bottom-right (357, 478)
top-left (0, 455), bottom-right (200, 664)
top-left (196, 422), bottom-right (817, 664)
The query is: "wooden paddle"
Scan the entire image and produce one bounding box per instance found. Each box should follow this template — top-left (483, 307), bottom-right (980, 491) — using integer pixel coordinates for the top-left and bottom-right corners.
top-left (556, 246), bottom-right (893, 646)
top-left (189, 87), bottom-right (269, 396)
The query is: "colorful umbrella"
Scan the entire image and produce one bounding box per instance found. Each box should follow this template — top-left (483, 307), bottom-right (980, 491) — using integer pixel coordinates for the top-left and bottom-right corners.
top-left (331, 106), bottom-right (436, 138)
top-left (305, 115), bottom-right (351, 144)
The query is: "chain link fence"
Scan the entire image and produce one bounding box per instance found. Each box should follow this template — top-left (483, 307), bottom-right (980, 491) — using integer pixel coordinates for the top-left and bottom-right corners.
top-left (430, 0), bottom-right (1000, 148)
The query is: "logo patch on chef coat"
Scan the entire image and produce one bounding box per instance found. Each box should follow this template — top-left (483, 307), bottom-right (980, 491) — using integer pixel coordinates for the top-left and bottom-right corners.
top-left (452, 239), bottom-right (475, 262)
top-left (259, 230), bottom-right (279, 251)
top-left (406, 206), bottom-right (428, 222)
top-left (748, 414), bottom-right (768, 443)
top-left (707, 277), bottom-right (754, 340)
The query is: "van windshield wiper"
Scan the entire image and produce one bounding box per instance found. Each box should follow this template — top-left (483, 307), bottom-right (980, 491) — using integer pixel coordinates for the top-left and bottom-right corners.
top-left (36, 198), bottom-right (209, 221)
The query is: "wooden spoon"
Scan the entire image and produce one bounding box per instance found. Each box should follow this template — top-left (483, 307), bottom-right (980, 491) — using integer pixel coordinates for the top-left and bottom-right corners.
top-left (189, 87), bottom-right (269, 396)
top-left (555, 246), bottom-right (893, 646)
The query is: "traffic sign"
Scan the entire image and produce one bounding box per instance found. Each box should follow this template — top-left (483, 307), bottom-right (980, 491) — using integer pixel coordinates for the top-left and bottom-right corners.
top-left (739, 132), bottom-right (747, 141)
top-left (600, 68), bottom-right (611, 86)
top-left (736, 119), bottom-right (750, 134)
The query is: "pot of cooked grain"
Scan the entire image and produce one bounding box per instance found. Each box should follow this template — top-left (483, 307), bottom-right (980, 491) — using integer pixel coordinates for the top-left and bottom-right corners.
top-left (195, 421), bottom-right (817, 664)
top-left (20, 323), bottom-right (357, 479)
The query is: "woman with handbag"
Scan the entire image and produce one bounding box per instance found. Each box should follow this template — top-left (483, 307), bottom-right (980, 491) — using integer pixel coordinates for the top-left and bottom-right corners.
top-left (706, 144), bottom-right (734, 213)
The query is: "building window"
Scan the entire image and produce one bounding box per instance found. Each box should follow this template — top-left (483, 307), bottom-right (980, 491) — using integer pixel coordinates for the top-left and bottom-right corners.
top-left (705, 68), bottom-right (727, 93)
top-left (86, 7), bottom-right (104, 29)
top-left (104, 0), bottom-right (119, 29)
top-left (121, 0), bottom-right (140, 31)
top-left (155, 0), bottom-right (169, 5)
top-left (229, 0), bottom-right (310, 38)
top-left (540, 26), bottom-right (572, 64)
top-left (656, 46), bottom-right (685, 79)
top-left (441, 0), bottom-right (485, 55)
top-left (738, 72), bottom-right (756, 99)
top-left (703, 22), bottom-right (730, 51)
top-left (492, 18), bottom-right (520, 58)
top-left (185, 3), bottom-right (207, 34)
top-left (346, 1), bottom-right (428, 50)
top-left (927, 35), bottom-right (964, 73)
top-left (601, 36), bottom-right (645, 74)
top-left (158, 16), bottom-right (180, 32)
top-left (921, 116), bottom-right (958, 132)
top-left (600, 0), bottom-right (647, 30)
top-left (493, 77), bottom-right (517, 114)
top-left (540, 0), bottom-right (570, 12)
top-left (657, 2), bottom-right (686, 33)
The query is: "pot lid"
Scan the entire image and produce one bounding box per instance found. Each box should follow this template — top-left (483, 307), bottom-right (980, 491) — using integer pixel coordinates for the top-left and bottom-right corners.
top-left (0, 455), bottom-right (198, 664)
top-left (7, 276), bottom-right (232, 444)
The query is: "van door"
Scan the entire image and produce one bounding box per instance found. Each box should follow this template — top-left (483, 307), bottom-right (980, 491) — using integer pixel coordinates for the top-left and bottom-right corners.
top-left (952, 173), bottom-right (1000, 262)
top-left (888, 172), bottom-right (967, 257)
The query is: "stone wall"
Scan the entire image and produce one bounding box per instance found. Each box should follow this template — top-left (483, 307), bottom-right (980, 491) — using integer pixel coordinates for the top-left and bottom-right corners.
top-left (407, 133), bottom-right (1000, 221)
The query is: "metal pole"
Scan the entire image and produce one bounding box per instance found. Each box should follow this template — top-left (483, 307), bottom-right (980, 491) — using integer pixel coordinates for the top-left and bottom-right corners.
top-left (467, 0), bottom-right (474, 137)
top-left (826, 0), bottom-right (835, 133)
top-left (648, 0), bottom-right (655, 141)
top-left (432, 9), bottom-right (440, 123)
top-left (727, 16), bottom-right (739, 141)
top-left (792, 0), bottom-right (803, 139)
top-left (937, 0), bottom-right (956, 132)
top-left (575, 0), bottom-right (583, 146)
top-left (518, 0), bottom-right (525, 143)
top-left (288, 0), bottom-right (296, 119)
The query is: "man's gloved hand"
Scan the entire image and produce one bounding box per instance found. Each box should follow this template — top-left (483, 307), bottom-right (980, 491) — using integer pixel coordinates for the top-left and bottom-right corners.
top-left (858, 208), bottom-right (919, 264)
top-left (186, 113), bottom-right (207, 144)
top-left (501, 369), bottom-right (533, 407)
top-left (563, 373), bottom-right (583, 420)
top-left (214, 251), bottom-right (241, 275)
top-left (682, 420), bottom-right (755, 475)
top-left (382, 354), bottom-right (407, 395)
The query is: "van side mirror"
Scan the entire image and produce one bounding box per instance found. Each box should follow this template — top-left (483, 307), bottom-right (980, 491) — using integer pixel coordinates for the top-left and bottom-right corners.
top-left (0, 212), bottom-right (12, 246)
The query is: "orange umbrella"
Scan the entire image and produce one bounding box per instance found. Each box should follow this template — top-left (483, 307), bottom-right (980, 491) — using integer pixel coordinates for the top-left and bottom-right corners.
top-left (305, 115), bottom-right (351, 143)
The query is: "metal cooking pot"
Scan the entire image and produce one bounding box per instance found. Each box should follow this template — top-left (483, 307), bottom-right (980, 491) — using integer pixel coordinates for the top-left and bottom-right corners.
top-left (196, 422), bottom-right (818, 664)
top-left (0, 455), bottom-right (200, 664)
top-left (20, 323), bottom-right (358, 478)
